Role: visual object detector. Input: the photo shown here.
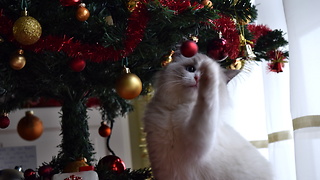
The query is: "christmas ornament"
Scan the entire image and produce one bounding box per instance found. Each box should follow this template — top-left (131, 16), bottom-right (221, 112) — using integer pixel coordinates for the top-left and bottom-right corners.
top-left (239, 34), bottom-right (256, 59)
top-left (115, 66), bottom-right (142, 100)
top-left (97, 155), bottom-right (126, 174)
top-left (180, 40), bottom-right (198, 57)
top-left (98, 121), bottom-right (111, 138)
top-left (201, 0), bottom-right (212, 7)
top-left (24, 169), bottom-right (37, 179)
top-left (12, 9), bottom-right (42, 45)
top-left (76, 3), bottom-right (90, 22)
top-left (69, 57), bottom-right (86, 72)
top-left (63, 157), bottom-right (89, 173)
top-left (161, 50), bottom-right (174, 67)
top-left (17, 111), bottom-right (43, 141)
top-left (244, 44), bottom-right (256, 59)
top-left (229, 59), bottom-right (244, 70)
top-left (267, 50), bottom-right (287, 73)
top-left (128, 0), bottom-right (139, 12)
top-left (38, 165), bottom-right (54, 177)
top-left (0, 168), bottom-right (24, 180)
top-left (207, 37), bottom-right (228, 61)
top-left (10, 49), bottom-right (26, 70)
top-left (268, 62), bottom-right (284, 73)
top-left (0, 113), bottom-right (10, 129)
top-left (60, 0), bottom-right (80, 6)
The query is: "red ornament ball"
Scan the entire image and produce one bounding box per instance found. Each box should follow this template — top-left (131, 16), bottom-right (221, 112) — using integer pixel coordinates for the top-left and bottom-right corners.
top-left (38, 165), bottom-right (53, 177)
top-left (97, 155), bottom-right (126, 174)
top-left (60, 0), bottom-right (80, 6)
top-left (69, 57), bottom-right (86, 72)
top-left (99, 122), bottom-right (111, 137)
top-left (180, 40), bottom-right (198, 57)
top-left (0, 114), bottom-right (10, 129)
top-left (24, 169), bottom-right (37, 178)
top-left (207, 38), bottom-right (228, 60)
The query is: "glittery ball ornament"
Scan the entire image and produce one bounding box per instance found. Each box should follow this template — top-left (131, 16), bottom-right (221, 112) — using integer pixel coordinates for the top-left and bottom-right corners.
top-left (115, 66), bottom-right (142, 100)
top-left (13, 10), bottom-right (42, 45)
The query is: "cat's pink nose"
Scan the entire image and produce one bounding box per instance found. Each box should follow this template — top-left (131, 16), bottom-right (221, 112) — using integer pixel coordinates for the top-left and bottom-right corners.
top-left (194, 76), bottom-right (199, 82)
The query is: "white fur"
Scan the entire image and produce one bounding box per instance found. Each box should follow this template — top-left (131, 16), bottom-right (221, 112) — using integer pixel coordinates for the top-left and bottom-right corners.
top-left (143, 53), bottom-right (273, 180)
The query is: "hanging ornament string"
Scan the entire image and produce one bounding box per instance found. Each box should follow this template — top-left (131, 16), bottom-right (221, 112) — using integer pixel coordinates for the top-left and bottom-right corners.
top-left (20, 0), bottom-right (28, 10)
top-left (106, 122), bottom-right (115, 155)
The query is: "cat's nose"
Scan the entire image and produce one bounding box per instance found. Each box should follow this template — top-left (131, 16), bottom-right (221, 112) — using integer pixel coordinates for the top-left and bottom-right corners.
top-left (194, 76), bottom-right (199, 82)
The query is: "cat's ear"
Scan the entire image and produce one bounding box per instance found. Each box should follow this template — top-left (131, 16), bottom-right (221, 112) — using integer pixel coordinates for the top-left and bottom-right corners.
top-left (224, 69), bottom-right (240, 83)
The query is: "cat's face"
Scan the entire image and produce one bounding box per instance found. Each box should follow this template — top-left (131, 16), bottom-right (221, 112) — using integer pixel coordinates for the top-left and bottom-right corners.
top-left (155, 54), bottom-right (209, 101)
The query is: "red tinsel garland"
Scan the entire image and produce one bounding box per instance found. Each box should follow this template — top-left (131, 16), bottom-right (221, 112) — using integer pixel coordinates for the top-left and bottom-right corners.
top-left (246, 24), bottom-right (272, 45)
top-left (211, 14), bottom-right (240, 59)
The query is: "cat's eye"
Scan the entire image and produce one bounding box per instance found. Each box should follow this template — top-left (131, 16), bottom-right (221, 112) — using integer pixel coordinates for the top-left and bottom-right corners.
top-left (185, 65), bottom-right (196, 72)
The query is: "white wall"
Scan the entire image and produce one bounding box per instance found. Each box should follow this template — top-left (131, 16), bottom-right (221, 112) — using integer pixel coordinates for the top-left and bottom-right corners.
top-left (0, 107), bottom-right (132, 169)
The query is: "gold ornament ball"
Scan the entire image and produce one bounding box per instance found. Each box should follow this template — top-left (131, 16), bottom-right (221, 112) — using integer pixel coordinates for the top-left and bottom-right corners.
top-left (10, 49), bottom-right (26, 70)
top-left (116, 71), bottom-right (142, 100)
top-left (76, 4), bottom-right (90, 21)
top-left (17, 111), bottom-right (43, 141)
top-left (13, 16), bottom-right (42, 45)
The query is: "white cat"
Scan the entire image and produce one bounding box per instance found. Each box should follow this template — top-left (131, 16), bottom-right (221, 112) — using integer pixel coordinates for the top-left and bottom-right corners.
top-left (143, 53), bottom-right (273, 180)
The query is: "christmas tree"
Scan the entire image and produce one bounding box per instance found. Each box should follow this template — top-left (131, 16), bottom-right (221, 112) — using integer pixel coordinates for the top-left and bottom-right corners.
top-left (0, 0), bottom-right (288, 179)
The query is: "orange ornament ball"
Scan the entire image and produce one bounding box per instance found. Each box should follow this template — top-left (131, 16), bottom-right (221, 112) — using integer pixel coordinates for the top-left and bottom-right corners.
top-left (99, 122), bottom-right (111, 137)
top-left (10, 49), bottom-right (26, 70)
top-left (76, 3), bottom-right (90, 21)
top-left (17, 111), bottom-right (43, 141)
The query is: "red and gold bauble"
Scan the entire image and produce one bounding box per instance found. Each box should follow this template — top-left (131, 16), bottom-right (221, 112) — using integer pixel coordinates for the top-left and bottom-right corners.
top-left (69, 57), bottom-right (86, 72)
top-left (99, 121), bottom-right (111, 138)
top-left (76, 3), bottom-right (90, 22)
top-left (0, 113), bottom-right (10, 129)
top-left (60, 0), bottom-right (80, 6)
top-left (13, 10), bottom-right (42, 45)
top-left (17, 111), bottom-right (43, 141)
top-left (115, 66), bottom-right (142, 100)
top-left (97, 155), bottom-right (126, 174)
top-left (180, 40), bottom-right (198, 57)
top-left (63, 157), bottom-right (89, 173)
top-left (207, 38), bottom-right (228, 60)
top-left (10, 49), bottom-right (26, 70)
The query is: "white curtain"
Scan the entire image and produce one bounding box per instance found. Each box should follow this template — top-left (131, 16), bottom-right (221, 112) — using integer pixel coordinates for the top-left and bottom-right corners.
top-left (227, 1), bottom-right (298, 179)
top-left (283, 0), bottom-right (320, 179)
top-left (229, 0), bottom-right (320, 179)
